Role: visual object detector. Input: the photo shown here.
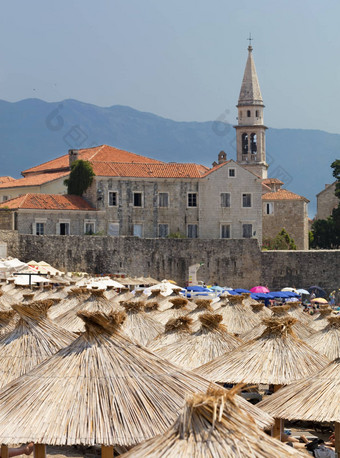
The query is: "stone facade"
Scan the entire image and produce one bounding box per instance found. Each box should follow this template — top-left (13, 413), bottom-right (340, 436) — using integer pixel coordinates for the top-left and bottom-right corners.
top-left (262, 198), bottom-right (309, 250)
top-left (316, 182), bottom-right (338, 220)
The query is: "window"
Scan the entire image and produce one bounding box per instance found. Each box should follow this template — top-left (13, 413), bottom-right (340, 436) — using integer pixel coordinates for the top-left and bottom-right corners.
top-left (35, 222), bottom-right (45, 236)
top-left (187, 224), bottom-right (198, 238)
top-left (188, 193), bottom-right (197, 207)
top-left (158, 193), bottom-right (169, 207)
top-left (221, 193), bottom-right (231, 208)
top-left (133, 192), bottom-right (143, 207)
top-left (108, 222), bottom-right (119, 236)
top-left (2, 196), bottom-right (9, 202)
top-left (221, 224), bottom-right (231, 239)
top-left (133, 224), bottom-right (143, 237)
top-left (228, 168), bottom-right (236, 177)
top-left (84, 221), bottom-right (96, 235)
top-left (242, 133), bottom-right (248, 155)
top-left (158, 224), bottom-right (169, 238)
top-left (256, 110), bottom-right (259, 117)
top-left (242, 224), bottom-right (253, 238)
top-left (108, 191), bottom-right (117, 206)
top-left (250, 133), bottom-right (257, 155)
top-left (247, 110), bottom-right (251, 117)
top-left (265, 202), bottom-right (274, 215)
top-left (58, 222), bottom-right (70, 235)
top-left (242, 193), bottom-right (252, 208)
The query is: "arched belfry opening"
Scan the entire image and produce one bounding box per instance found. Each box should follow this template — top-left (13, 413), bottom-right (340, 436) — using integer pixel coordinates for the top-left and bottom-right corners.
top-left (242, 133), bottom-right (248, 155)
top-left (250, 133), bottom-right (257, 156)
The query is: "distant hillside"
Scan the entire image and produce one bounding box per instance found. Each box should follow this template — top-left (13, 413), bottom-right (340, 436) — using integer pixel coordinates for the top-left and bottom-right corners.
top-left (0, 98), bottom-right (339, 216)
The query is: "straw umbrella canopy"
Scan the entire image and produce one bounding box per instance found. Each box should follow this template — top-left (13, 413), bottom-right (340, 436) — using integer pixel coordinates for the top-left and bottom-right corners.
top-left (121, 300), bottom-right (165, 346)
top-left (119, 386), bottom-right (305, 458)
top-left (305, 315), bottom-right (340, 360)
top-left (147, 316), bottom-right (193, 352)
top-left (0, 289), bottom-right (18, 310)
top-left (0, 309), bottom-right (16, 336)
top-left (287, 301), bottom-right (312, 325)
top-left (0, 299), bottom-right (76, 389)
top-left (258, 357), bottom-right (340, 456)
top-left (0, 310), bottom-right (273, 454)
top-left (214, 294), bottom-right (261, 336)
top-left (154, 313), bottom-right (243, 370)
top-left (310, 305), bottom-right (334, 331)
top-left (195, 316), bottom-right (329, 385)
top-left (54, 289), bottom-right (116, 333)
top-left (110, 287), bottom-right (133, 305)
top-left (242, 293), bottom-right (272, 319)
top-left (240, 305), bottom-right (314, 342)
top-left (48, 287), bottom-right (90, 320)
top-left (153, 296), bottom-right (196, 325)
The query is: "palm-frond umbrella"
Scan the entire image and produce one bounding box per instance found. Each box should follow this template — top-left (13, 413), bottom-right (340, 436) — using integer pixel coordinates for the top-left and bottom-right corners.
top-left (0, 300), bottom-right (76, 390)
top-left (241, 305), bottom-right (314, 342)
top-left (305, 315), bottom-right (340, 360)
top-left (147, 316), bottom-right (193, 352)
top-left (258, 357), bottom-right (340, 456)
top-left (119, 386), bottom-right (305, 458)
top-left (121, 300), bottom-right (164, 346)
top-left (214, 294), bottom-right (261, 336)
top-left (0, 310), bottom-right (273, 457)
top-left (154, 313), bottom-right (243, 370)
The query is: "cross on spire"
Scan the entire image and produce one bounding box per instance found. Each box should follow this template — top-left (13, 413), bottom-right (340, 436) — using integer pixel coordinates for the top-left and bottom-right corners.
top-left (247, 33), bottom-right (253, 51)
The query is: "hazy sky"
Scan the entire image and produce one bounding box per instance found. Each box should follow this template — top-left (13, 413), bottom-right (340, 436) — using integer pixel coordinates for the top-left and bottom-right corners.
top-left (1, 0), bottom-right (340, 133)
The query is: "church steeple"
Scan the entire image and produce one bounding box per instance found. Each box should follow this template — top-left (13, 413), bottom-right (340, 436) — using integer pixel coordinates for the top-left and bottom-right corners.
top-left (234, 43), bottom-right (268, 179)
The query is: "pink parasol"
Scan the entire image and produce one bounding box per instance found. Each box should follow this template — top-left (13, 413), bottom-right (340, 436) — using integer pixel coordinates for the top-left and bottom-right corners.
top-left (250, 285), bottom-right (270, 293)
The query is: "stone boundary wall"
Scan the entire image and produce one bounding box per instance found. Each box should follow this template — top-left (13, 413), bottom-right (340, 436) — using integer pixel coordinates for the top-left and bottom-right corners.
top-left (261, 250), bottom-right (340, 292)
top-left (1, 232), bottom-right (339, 291)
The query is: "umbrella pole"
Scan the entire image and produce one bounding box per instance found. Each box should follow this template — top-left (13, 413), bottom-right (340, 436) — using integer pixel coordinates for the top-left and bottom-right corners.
top-left (335, 422), bottom-right (340, 458)
top-left (101, 445), bottom-right (114, 457)
top-left (272, 385), bottom-right (284, 441)
top-left (33, 444), bottom-right (46, 458)
top-left (1, 445), bottom-right (9, 458)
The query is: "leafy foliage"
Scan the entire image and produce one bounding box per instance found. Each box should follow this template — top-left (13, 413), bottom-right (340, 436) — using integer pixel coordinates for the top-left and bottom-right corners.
top-left (64, 160), bottom-right (95, 196)
top-left (262, 228), bottom-right (297, 250)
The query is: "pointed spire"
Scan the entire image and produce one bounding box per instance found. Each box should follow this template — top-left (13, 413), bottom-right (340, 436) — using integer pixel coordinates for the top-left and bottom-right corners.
top-left (238, 45), bottom-right (263, 106)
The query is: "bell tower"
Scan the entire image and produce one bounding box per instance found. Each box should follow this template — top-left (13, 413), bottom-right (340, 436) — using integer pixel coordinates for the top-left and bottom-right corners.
top-left (234, 42), bottom-right (268, 178)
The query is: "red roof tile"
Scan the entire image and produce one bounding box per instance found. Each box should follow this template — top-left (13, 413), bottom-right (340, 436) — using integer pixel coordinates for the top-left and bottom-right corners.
top-left (92, 162), bottom-right (209, 178)
top-left (262, 178), bottom-right (284, 185)
top-left (0, 194), bottom-right (95, 211)
top-left (0, 176), bottom-right (15, 184)
top-left (262, 189), bottom-right (309, 202)
top-left (22, 145), bottom-right (163, 175)
top-left (0, 172), bottom-right (68, 189)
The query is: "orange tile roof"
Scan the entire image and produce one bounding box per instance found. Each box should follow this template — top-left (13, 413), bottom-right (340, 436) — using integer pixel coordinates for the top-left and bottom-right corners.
top-left (22, 145), bottom-right (163, 175)
top-left (0, 176), bottom-right (15, 184)
top-left (262, 189), bottom-right (309, 202)
top-left (92, 162), bottom-right (209, 178)
top-left (0, 194), bottom-right (95, 211)
top-left (0, 172), bottom-right (68, 189)
top-left (200, 160), bottom-right (232, 177)
top-left (262, 178), bottom-right (284, 185)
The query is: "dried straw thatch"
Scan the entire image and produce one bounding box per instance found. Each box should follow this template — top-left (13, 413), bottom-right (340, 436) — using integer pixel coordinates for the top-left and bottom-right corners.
top-left (147, 316), bottom-right (193, 352)
top-left (0, 310), bottom-right (272, 447)
top-left (240, 305), bottom-right (314, 342)
top-left (119, 386), bottom-right (304, 458)
top-left (287, 301), bottom-right (312, 325)
top-left (54, 289), bottom-right (116, 333)
top-left (154, 313), bottom-right (243, 370)
top-left (154, 297), bottom-right (195, 325)
top-left (0, 309), bottom-right (16, 336)
top-left (0, 290), bottom-right (17, 310)
top-left (48, 287), bottom-right (90, 320)
top-left (110, 287), bottom-right (133, 305)
top-left (310, 306), bottom-right (334, 331)
top-left (214, 294), bottom-right (261, 335)
top-left (305, 315), bottom-right (340, 360)
top-left (195, 316), bottom-right (329, 385)
top-left (0, 300), bottom-right (76, 389)
top-left (121, 300), bottom-right (165, 346)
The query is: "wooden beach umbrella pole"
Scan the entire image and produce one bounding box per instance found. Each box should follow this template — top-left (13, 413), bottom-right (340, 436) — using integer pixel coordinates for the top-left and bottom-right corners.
top-left (1, 445), bottom-right (8, 458)
top-left (101, 445), bottom-right (114, 458)
top-left (33, 444), bottom-right (46, 458)
top-left (335, 422), bottom-right (340, 457)
top-left (272, 384), bottom-right (283, 440)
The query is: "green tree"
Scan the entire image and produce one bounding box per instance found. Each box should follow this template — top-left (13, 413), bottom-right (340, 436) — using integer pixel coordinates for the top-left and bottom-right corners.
top-left (64, 160), bottom-right (95, 196)
top-left (262, 228), bottom-right (297, 250)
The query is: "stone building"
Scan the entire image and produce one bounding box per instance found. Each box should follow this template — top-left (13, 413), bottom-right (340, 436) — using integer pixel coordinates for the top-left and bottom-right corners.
top-left (315, 182), bottom-right (338, 220)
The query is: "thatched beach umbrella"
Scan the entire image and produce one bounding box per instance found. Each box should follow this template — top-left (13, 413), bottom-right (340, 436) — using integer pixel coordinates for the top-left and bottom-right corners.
top-left (0, 300), bottom-right (76, 389)
top-left (243, 293), bottom-right (272, 319)
top-left (287, 301), bottom-right (312, 325)
top-left (0, 290), bottom-right (17, 310)
top-left (147, 316), bottom-right (193, 352)
top-left (241, 305), bottom-right (314, 342)
top-left (121, 300), bottom-right (165, 346)
top-left (310, 305), bottom-right (334, 331)
top-left (214, 294), bottom-right (261, 335)
top-left (154, 313), bottom-right (243, 370)
top-left (110, 286), bottom-right (133, 305)
top-left (305, 315), bottom-right (340, 360)
top-left (48, 287), bottom-right (90, 320)
top-left (0, 309), bottom-right (16, 336)
top-left (196, 316), bottom-right (329, 386)
top-left (153, 296), bottom-right (196, 324)
top-left (0, 310), bottom-right (273, 457)
top-left (258, 357), bottom-right (340, 456)
top-left (119, 386), bottom-right (305, 458)
top-left (55, 289), bottom-right (115, 333)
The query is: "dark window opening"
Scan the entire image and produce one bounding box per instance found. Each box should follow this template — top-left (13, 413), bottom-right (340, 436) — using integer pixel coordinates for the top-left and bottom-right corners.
top-left (242, 133), bottom-right (248, 155)
top-left (60, 223), bottom-right (70, 235)
top-left (247, 110), bottom-right (251, 117)
top-left (133, 192), bottom-right (142, 207)
top-left (188, 193), bottom-right (197, 207)
top-left (242, 224), bottom-right (253, 238)
top-left (250, 133), bottom-right (257, 155)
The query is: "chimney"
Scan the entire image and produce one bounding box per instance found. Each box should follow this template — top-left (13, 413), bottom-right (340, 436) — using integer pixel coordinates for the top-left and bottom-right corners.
top-left (218, 150), bottom-right (227, 164)
top-left (69, 149), bottom-right (79, 168)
